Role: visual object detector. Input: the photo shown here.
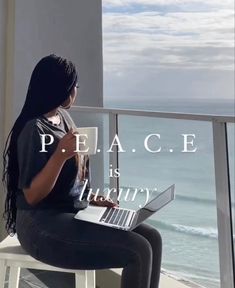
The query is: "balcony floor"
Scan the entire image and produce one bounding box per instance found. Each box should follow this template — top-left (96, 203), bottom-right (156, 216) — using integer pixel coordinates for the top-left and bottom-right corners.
top-left (3, 267), bottom-right (195, 288)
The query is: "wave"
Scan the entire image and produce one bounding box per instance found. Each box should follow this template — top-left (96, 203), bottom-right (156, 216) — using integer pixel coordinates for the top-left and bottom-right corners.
top-left (172, 224), bottom-right (218, 239)
top-left (176, 194), bottom-right (235, 207)
top-left (104, 183), bottom-right (235, 207)
top-left (175, 194), bottom-right (216, 206)
top-left (148, 219), bottom-right (235, 240)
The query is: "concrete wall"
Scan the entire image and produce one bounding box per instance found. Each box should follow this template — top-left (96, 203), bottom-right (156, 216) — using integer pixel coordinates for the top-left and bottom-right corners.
top-left (0, 0), bottom-right (103, 240)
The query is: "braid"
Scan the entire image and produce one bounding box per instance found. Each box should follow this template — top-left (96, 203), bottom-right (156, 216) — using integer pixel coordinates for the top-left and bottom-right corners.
top-left (2, 54), bottom-right (78, 235)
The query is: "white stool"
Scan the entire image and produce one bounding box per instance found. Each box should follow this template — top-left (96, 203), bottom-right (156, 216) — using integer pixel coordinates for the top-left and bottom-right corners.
top-left (0, 235), bottom-right (96, 288)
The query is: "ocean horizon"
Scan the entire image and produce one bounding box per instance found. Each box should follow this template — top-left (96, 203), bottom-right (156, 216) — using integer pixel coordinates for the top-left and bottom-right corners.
top-left (104, 97), bottom-right (235, 116)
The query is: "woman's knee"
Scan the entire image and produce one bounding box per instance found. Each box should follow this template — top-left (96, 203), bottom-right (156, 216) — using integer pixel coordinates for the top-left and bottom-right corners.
top-left (150, 228), bottom-right (162, 247)
top-left (135, 223), bottom-right (162, 248)
top-left (129, 233), bottom-right (153, 265)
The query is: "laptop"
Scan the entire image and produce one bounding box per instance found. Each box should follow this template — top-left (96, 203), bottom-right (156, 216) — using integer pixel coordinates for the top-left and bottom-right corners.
top-left (74, 184), bottom-right (175, 231)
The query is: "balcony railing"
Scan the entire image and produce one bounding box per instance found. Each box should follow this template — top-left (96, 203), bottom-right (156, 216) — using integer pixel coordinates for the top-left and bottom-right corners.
top-left (71, 105), bottom-right (235, 288)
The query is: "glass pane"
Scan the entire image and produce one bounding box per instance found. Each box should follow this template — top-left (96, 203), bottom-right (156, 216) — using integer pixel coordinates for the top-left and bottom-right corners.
top-left (118, 115), bottom-right (220, 288)
top-left (227, 123), bottom-right (235, 265)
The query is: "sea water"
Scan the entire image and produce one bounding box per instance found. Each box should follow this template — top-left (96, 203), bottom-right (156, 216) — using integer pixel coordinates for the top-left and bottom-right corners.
top-left (103, 98), bottom-right (235, 288)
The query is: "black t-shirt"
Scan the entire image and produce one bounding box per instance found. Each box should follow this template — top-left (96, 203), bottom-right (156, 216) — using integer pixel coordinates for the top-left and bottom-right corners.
top-left (16, 108), bottom-right (90, 212)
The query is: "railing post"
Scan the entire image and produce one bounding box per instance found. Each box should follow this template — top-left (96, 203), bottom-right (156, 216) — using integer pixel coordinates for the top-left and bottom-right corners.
top-left (109, 113), bottom-right (119, 203)
top-left (212, 120), bottom-right (235, 288)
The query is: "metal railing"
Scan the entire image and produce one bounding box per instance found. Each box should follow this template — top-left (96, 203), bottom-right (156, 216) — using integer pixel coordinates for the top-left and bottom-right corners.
top-left (71, 105), bottom-right (235, 288)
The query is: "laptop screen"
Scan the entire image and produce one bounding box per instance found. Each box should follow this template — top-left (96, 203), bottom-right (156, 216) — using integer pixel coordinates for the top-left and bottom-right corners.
top-left (143, 184), bottom-right (175, 212)
top-left (133, 184), bottom-right (175, 227)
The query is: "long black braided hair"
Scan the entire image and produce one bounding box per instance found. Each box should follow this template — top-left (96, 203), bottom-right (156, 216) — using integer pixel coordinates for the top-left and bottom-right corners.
top-left (2, 54), bottom-right (78, 235)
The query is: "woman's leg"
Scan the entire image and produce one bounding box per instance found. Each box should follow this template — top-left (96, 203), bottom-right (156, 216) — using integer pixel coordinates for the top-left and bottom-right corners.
top-left (16, 209), bottom-right (153, 288)
top-left (132, 223), bottom-right (162, 288)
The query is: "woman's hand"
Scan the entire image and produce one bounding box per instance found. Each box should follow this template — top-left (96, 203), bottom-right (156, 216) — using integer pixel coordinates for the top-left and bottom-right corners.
top-left (90, 194), bottom-right (119, 208)
top-left (54, 128), bottom-right (78, 161)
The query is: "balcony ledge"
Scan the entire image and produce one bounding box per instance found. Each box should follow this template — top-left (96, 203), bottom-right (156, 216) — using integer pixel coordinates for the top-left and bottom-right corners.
top-left (96, 268), bottom-right (205, 288)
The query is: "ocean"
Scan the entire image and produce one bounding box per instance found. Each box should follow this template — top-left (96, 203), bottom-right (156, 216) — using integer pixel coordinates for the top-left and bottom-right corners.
top-left (102, 98), bottom-right (235, 288)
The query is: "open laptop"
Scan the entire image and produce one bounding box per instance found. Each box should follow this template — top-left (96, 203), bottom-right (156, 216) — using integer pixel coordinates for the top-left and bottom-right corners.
top-left (74, 184), bottom-right (175, 231)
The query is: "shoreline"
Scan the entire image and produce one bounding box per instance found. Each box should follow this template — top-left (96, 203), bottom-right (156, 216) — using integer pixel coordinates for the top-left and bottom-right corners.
top-left (161, 268), bottom-right (206, 288)
top-left (106, 268), bottom-right (207, 288)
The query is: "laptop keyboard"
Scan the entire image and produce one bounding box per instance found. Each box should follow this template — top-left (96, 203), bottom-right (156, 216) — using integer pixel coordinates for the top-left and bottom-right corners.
top-left (99, 208), bottom-right (132, 226)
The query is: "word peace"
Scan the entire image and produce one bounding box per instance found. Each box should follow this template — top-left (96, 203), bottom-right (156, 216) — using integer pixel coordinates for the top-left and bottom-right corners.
top-left (39, 133), bottom-right (197, 153)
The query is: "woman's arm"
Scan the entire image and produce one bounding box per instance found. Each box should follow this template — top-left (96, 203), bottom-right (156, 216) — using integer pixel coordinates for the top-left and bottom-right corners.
top-left (23, 128), bottom-right (78, 206)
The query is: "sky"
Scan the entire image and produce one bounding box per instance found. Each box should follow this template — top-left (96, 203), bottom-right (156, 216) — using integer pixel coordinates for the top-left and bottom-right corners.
top-left (102, 0), bottom-right (234, 103)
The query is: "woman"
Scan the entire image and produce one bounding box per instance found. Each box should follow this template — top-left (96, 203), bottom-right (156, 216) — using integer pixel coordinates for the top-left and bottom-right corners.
top-left (2, 54), bottom-right (162, 288)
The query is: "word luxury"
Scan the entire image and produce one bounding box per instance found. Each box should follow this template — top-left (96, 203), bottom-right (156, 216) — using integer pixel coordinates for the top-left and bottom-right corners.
top-left (80, 179), bottom-right (153, 208)
top-left (39, 133), bottom-right (197, 153)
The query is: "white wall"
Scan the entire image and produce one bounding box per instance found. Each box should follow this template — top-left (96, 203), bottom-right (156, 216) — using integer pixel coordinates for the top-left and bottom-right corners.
top-left (13, 0), bottom-right (103, 119)
top-left (0, 0), bottom-right (103, 240)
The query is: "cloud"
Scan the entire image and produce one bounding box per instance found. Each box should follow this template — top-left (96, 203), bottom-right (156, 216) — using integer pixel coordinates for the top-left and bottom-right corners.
top-left (102, 0), bottom-right (234, 100)
top-left (103, 9), bottom-right (234, 70)
top-left (103, 0), bottom-right (233, 9)
top-left (103, 65), bottom-right (234, 102)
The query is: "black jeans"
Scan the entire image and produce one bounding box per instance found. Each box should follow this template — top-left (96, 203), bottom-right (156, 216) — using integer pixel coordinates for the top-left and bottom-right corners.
top-left (16, 209), bottom-right (162, 288)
